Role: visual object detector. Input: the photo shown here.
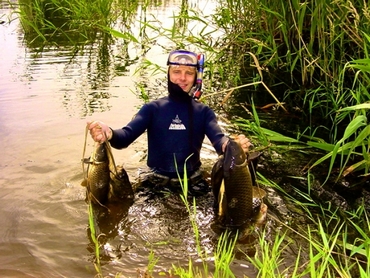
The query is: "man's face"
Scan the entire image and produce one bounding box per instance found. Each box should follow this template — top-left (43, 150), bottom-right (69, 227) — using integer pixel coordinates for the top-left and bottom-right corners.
top-left (169, 65), bottom-right (197, 93)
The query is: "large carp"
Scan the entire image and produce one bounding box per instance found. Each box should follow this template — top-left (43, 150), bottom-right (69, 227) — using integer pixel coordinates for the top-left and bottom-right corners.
top-left (211, 139), bottom-right (260, 226)
top-left (81, 140), bottom-right (133, 205)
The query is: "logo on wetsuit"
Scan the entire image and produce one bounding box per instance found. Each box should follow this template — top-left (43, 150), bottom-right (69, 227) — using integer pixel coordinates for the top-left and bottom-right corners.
top-left (169, 115), bottom-right (186, 130)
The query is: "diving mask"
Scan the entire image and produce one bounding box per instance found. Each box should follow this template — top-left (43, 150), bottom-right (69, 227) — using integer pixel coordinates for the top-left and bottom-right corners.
top-left (167, 50), bottom-right (198, 68)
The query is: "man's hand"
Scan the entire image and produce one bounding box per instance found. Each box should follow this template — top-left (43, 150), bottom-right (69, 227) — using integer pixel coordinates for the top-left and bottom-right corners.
top-left (222, 134), bottom-right (252, 153)
top-left (87, 121), bottom-right (112, 144)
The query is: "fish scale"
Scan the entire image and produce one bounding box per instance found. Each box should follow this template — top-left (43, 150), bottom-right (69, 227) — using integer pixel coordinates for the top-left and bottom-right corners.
top-left (223, 159), bottom-right (254, 226)
top-left (85, 143), bottom-right (111, 204)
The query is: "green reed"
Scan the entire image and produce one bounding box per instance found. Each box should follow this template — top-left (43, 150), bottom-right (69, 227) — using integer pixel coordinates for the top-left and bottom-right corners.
top-left (218, 0), bottom-right (369, 85)
top-left (87, 201), bottom-right (103, 276)
top-left (233, 97), bottom-right (369, 181)
top-left (309, 113), bottom-right (369, 182)
top-left (172, 155), bottom-right (209, 277)
top-left (211, 0), bottom-right (370, 177)
top-left (303, 56), bottom-right (370, 180)
top-left (146, 249), bottom-right (159, 277)
top-left (249, 229), bottom-right (292, 277)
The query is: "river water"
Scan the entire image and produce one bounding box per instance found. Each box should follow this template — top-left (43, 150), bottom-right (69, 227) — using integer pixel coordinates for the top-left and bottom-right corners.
top-left (0, 0), bottom-right (270, 277)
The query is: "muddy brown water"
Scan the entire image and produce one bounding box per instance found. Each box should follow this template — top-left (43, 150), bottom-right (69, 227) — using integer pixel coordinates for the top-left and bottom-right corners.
top-left (0, 1), bottom-right (288, 277)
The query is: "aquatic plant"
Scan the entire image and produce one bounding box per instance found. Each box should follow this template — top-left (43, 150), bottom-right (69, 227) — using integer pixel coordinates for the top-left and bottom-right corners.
top-left (304, 54), bottom-right (370, 180)
top-left (213, 0), bottom-right (370, 89)
top-left (147, 249), bottom-right (160, 277)
top-left (254, 173), bottom-right (370, 277)
top-left (172, 155), bottom-right (209, 276)
top-left (309, 113), bottom-right (370, 182)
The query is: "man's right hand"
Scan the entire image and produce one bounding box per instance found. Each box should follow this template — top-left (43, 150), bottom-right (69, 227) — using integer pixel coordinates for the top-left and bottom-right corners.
top-left (222, 134), bottom-right (252, 154)
top-left (87, 121), bottom-right (112, 144)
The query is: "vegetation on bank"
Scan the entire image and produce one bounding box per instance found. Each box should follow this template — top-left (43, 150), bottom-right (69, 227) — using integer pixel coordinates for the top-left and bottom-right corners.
top-left (8, 0), bottom-right (370, 276)
top-left (211, 0), bottom-right (370, 182)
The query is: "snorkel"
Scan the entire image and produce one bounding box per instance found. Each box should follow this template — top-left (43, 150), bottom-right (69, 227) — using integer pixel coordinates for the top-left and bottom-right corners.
top-left (192, 54), bottom-right (205, 100)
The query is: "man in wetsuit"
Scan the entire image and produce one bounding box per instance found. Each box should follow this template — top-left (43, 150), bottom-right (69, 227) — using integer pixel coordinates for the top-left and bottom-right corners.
top-left (88, 50), bottom-right (251, 192)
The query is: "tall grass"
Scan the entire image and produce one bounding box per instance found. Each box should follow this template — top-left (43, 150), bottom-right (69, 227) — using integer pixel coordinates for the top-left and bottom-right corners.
top-left (207, 0), bottom-right (370, 178)
top-left (217, 0), bottom-right (370, 86)
top-left (305, 56), bottom-right (370, 180)
top-left (233, 100), bottom-right (369, 181)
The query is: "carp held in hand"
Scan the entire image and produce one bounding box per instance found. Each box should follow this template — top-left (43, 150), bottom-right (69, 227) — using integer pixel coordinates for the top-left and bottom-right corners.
top-left (211, 138), bottom-right (266, 226)
top-left (81, 127), bottom-right (134, 205)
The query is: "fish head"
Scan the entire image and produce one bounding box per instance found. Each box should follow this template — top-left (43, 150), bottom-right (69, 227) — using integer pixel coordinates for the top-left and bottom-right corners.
top-left (92, 143), bottom-right (108, 163)
top-left (223, 139), bottom-right (246, 175)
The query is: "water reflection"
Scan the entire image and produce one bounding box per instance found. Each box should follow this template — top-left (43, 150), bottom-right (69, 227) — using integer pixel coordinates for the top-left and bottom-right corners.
top-left (16, 0), bottom-right (143, 117)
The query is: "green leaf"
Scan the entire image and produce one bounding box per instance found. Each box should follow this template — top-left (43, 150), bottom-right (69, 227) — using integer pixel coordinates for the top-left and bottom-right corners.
top-left (260, 127), bottom-right (300, 143)
top-left (102, 26), bottom-right (139, 43)
top-left (307, 141), bottom-right (335, 152)
top-left (338, 103), bottom-right (370, 111)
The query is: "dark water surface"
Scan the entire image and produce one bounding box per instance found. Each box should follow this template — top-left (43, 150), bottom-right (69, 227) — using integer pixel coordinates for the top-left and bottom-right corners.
top-left (0, 1), bottom-right (269, 277)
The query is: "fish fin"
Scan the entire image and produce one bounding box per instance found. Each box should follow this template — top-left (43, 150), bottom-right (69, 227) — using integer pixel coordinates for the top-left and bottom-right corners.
top-left (81, 179), bottom-right (87, 187)
top-left (218, 179), bottom-right (227, 218)
top-left (82, 158), bottom-right (93, 164)
top-left (253, 203), bottom-right (268, 225)
top-left (105, 141), bottom-right (119, 175)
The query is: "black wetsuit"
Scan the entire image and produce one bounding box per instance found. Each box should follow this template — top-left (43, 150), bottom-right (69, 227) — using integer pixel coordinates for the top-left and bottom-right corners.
top-left (109, 94), bottom-right (227, 178)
